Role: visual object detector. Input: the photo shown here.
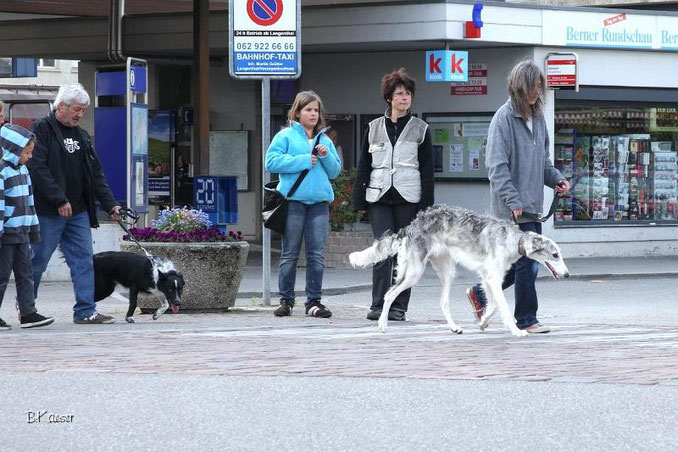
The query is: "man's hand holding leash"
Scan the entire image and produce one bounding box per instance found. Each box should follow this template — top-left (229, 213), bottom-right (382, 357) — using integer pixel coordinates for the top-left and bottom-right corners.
top-left (109, 205), bottom-right (122, 222)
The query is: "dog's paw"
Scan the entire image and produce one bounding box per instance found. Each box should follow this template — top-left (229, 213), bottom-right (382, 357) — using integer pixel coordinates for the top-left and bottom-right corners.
top-left (125, 317), bottom-right (135, 323)
top-left (477, 321), bottom-right (488, 331)
top-left (152, 313), bottom-right (159, 320)
top-left (378, 319), bottom-right (388, 333)
top-left (450, 327), bottom-right (463, 334)
top-left (512, 329), bottom-right (529, 338)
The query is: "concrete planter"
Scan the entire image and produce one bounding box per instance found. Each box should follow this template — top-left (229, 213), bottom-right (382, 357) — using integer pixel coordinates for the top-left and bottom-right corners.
top-left (120, 241), bottom-right (250, 312)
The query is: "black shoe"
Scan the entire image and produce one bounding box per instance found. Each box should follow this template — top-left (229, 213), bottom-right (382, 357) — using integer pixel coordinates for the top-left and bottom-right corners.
top-left (0, 318), bottom-right (11, 330)
top-left (367, 310), bottom-right (406, 321)
top-left (305, 300), bottom-right (332, 318)
top-left (388, 310), bottom-right (406, 321)
top-left (274, 299), bottom-right (293, 317)
top-left (366, 310), bottom-right (381, 321)
top-left (73, 312), bottom-right (115, 324)
top-left (20, 312), bottom-right (54, 329)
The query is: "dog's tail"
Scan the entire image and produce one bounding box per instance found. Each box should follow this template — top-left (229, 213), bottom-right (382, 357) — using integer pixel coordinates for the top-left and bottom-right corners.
top-left (349, 233), bottom-right (402, 268)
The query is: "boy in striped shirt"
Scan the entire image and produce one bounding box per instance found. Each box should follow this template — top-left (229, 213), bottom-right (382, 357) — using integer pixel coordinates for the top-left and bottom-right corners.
top-left (0, 124), bottom-right (54, 329)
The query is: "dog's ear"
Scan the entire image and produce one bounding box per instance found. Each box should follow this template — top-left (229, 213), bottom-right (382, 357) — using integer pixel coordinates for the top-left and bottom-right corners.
top-left (157, 270), bottom-right (165, 279)
top-left (526, 233), bottom-right (545, 253)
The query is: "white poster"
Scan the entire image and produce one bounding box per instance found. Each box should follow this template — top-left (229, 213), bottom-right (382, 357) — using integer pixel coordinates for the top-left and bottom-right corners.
top-left (449, 143), bottom-right (464, 172)
top-left (460, 122), bottom-right (490, 137)
top-left (467, 137), bottom-right (485, 171)
top-left (135, 161), bottom-right (145, 205)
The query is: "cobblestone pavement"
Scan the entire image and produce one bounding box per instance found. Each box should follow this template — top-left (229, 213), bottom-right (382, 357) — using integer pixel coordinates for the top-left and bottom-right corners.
top-left (2, 310), bottom-right (677, 385)
top-left (1, 278), bottom-right (677, 387)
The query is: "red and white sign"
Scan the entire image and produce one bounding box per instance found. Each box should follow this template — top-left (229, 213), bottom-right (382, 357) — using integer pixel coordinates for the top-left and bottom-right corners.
top-left (546, 55), bottom-right (577, 89)
top-left (229, 0), bottom-right (299, 78)
top-left (450, 63), bottom-right (487, 96)
top-left (247, 0), bottom-right (283, 26)
top-left (603, 13), bottom-right (626, 27)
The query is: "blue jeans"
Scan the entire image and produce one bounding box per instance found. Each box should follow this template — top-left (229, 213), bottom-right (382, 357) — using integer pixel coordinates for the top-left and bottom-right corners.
top-left (278, 201), bottom-right (329, 305)
top-left (31, 212), bottom-right (96, 321)
top-left (472, 222), bottom-right (542, 329)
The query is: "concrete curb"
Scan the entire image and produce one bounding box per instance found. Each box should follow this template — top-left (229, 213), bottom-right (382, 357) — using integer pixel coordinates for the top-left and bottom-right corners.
top-left (238, 283), bottom-right (373, 299)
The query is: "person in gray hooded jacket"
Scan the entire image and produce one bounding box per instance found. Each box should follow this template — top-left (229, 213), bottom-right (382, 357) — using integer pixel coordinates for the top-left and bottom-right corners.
top-left (466, 59), bottom-right (570, 334)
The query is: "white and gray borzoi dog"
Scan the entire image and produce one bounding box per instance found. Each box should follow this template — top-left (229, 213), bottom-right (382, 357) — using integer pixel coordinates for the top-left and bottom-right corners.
top-left (350, 205), bottom-right (569, 337)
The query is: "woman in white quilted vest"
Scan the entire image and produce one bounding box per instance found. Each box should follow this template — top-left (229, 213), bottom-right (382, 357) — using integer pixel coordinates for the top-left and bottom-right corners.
top-left (353, 68), bottom-right (434, 322)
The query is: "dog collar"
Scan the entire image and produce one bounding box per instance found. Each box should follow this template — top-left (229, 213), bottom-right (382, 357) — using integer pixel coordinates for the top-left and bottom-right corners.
top-left (518, 235), bottom-right (527, 257)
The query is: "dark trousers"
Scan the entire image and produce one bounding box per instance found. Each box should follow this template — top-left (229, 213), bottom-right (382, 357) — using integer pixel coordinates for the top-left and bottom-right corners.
top-left (0, 242), bottom-right (37, 317)
top-left (473, 221), bottom-right (542, 329)
top-left (368, 202), bottom-right (420, 313)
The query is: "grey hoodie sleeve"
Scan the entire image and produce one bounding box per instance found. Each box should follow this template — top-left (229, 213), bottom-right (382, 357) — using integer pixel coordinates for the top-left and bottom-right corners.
top-left (543, 131), bottom-right (564, 188)
top-left (486, 111), bottom-right (522, 212)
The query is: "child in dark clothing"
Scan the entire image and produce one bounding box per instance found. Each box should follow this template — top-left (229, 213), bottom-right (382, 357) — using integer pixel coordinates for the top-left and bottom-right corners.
top-left (0, 124), bottom-right (54, 329)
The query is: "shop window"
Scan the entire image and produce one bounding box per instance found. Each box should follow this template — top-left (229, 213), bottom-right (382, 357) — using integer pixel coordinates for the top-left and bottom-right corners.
top-left (38, 59), bottom-right (56, 68)
top-left (554, 104), bottom-right (678, 225)
top-left (9, 102), bottom-right (51, 130)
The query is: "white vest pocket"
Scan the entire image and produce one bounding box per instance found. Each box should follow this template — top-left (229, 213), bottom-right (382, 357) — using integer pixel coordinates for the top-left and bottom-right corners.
top-left (365, 187), bottom-right (380, 203)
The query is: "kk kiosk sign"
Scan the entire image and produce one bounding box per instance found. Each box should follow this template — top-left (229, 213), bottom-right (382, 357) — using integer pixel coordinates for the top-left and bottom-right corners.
top-left (426, 50), bottom-right (468, 83)
top-left (229, 0), bottom-right (301, 79)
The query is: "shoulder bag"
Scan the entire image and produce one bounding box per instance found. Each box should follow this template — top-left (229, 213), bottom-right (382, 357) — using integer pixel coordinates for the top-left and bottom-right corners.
top-left (262, 134), bottom-right (322, 234)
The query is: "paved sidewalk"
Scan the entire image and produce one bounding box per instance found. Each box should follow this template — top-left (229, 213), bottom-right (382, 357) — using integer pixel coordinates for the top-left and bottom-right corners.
top-left (239, 254), bottom-right (678, 298)
top-left (1, 268), bottom-right (676, 450)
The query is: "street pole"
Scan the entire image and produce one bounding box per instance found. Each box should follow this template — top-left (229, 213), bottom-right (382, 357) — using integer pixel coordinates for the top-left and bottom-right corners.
top-left (262, 77), bottom-right (271, 306)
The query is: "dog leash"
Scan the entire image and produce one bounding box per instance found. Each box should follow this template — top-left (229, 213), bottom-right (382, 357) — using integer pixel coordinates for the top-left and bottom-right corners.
top-left (116, 207), bottom-right (155, 260)
top-left (511, 191), bottom-right (562, 225)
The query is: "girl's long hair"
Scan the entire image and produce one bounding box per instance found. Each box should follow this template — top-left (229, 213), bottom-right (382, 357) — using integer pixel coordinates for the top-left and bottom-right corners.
top-left (507, 60), bottom-right (545, 119)
top-left (287, 90), bottom-right (326, 135)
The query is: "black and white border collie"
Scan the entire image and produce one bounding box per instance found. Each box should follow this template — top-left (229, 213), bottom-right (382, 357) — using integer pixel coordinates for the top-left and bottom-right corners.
top-left (93, 251), bottom-right (185, 323)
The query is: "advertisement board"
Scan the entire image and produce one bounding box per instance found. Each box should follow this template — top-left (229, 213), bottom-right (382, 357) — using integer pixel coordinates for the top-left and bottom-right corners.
top-left (229, 0), bottom-right (301, 79)
top-left (130, 103), bottom-right (148, 212)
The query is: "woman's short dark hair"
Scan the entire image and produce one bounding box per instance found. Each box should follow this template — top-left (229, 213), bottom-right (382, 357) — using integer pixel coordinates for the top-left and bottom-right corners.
top-left (381, 68), bottom-right (416, 104)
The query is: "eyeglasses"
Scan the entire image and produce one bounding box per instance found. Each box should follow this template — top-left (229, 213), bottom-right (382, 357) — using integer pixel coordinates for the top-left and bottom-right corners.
top-left (392, 91), bottom-right (412, 98)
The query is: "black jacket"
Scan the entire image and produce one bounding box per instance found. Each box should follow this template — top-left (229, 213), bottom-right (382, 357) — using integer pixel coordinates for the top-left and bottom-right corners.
top-left (28, 113), bottom-right (117, 228)
top-left (353, 112), bottom-right (434, 212)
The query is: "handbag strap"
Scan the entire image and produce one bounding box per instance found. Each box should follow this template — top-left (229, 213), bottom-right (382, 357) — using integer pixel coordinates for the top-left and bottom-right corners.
top-left (285, 133), bottom-right (323, 198)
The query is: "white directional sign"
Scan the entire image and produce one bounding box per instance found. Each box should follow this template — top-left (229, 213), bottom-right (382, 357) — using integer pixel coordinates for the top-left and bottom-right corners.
top-left (229, 0), bottom-right (301, 79)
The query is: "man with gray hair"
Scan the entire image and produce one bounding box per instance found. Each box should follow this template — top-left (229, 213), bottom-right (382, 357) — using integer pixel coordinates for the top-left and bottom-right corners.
top-left (28, 83), bottom-right (122, 324)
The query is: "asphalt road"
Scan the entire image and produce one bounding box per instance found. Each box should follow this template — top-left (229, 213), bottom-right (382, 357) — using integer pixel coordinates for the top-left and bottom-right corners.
top-left (0, 276), bottom-right (676, 451)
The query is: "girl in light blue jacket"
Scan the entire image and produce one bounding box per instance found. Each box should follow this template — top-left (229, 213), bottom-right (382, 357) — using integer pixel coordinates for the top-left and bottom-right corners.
top-left (265, 90), bottom-right (341, 319)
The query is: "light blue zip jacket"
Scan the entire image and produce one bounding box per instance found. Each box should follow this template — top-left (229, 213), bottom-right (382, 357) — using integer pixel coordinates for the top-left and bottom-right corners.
top-left (265, 122), bottom-right (341, 204)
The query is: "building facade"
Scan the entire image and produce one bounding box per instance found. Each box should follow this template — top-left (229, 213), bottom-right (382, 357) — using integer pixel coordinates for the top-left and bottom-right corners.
top-left (1, 1), bottom-right (678, 259)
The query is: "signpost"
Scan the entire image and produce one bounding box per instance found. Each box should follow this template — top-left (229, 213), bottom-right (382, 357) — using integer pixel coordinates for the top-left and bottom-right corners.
top-left (229, 0), bottom-right (301, 305)
top-left (545, 52), bottom-right (579, 91)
